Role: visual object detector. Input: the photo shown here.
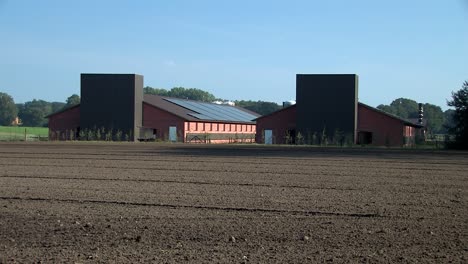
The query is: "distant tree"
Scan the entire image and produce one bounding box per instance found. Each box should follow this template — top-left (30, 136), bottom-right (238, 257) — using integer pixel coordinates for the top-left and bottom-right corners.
top-left (234, 100), bottom-right (281, 116)
top-left (0, 92), bottom-right (18, 126)
top-left (447, 81), bottom-right (468, 149)
top-left (16, 103), bottom-right (24, 115)
top-left (143, 87), bottom-right (169, 96)
top-left (393, 98), bottom-right (419, 118)
top-left (442, 109), bottom-right (455, 133)
top-left (423, 103), bottom-right (444, 134)
top-left (65, 94), bottom-right (80, 108)
top-left (377, 98), bottom-right (419, 118)
top-left (51, 102), bottom-right (66, 113)
top-left (168, 87), bottom-right (216, 102)
top-left (144, 86), bottom-right (216, 102)
top-left (18, 99), bottom-right (52, 127)
top-left (377, 98), bottom-right (445, 133)
top-left (376, 104), bottom-right (394, 115)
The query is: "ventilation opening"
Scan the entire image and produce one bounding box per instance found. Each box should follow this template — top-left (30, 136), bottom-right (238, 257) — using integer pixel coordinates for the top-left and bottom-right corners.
top-left (358, 131), bottom-right (372, 144)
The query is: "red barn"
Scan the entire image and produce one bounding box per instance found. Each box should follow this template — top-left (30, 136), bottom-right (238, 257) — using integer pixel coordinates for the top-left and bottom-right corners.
top-left (255, 103), bottom-right (422, 147)
top-left (357, 103), bottom-right (421, 146)
top-left (142, 95), bottom-right (258, 143)
top-left (48, 95), bottom-right (259, 142)
top-left (48, 73), bottom-right (423, 146)
top-left (47, 74), bottom-right (259, 142)
top-left (255, 74), bottom-right (423, 147)
top-left (47, 105), bottom-right (80, 140)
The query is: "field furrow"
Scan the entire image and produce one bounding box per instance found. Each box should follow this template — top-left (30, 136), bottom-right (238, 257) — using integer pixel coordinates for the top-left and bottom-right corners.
top-left (0, 142), bottom-right (467, 263)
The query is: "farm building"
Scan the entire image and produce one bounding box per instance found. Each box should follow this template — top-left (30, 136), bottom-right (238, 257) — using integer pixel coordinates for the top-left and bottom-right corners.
top-left (47, 74), bottom-right (259, 143)
top-left (255, 74), bottom-right (423, 147)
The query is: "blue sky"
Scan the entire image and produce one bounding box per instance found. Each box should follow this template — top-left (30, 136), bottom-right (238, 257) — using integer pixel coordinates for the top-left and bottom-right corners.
top-left (1, 0), bottom-right (467, 110)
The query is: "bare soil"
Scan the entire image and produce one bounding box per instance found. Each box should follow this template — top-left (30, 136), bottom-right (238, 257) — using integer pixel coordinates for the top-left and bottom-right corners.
top-left (0, 142), bottom-right (467, 263)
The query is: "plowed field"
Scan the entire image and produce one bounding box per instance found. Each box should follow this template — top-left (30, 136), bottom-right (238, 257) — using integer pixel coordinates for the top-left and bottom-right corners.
top-left (0, 142), bottom-right (467, 263)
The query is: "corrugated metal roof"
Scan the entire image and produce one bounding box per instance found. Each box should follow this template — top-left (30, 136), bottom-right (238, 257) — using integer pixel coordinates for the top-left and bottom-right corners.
top-left (164, 98), bottom-right (258, 122)
top-left (47, 95), bottom-right (260, 124)
top-left (143, 95), bottom-right (260, 124)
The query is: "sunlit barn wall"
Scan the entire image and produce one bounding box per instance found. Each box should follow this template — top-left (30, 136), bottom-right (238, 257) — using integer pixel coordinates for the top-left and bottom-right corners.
top-left (357, 104), bottom-right (417, 146)
top-left (184, 121), bottom-right (256, 143)
top-left (143, 103), bottom-right (256, 143)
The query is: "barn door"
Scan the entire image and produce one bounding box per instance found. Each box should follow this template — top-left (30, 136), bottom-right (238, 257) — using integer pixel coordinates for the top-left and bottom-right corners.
top-left (169, 126), bottom-right (177, 142)
top-left (264, 130), bottom-right (273, 144)
top-left (357, 131), bottom-right (372, 144)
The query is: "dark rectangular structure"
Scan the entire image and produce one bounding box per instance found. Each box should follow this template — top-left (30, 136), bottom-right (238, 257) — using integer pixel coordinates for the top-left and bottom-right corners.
top-left (296, 74), bottom-right (358, 143)
top-left (80, 74), bottom-right (143, 141)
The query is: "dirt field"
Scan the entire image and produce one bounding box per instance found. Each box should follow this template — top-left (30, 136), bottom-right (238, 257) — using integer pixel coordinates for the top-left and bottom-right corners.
top-left (0, 142), bottom-right (467, 263)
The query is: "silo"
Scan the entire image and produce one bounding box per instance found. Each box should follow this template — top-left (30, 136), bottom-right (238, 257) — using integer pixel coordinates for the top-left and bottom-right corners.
top-left (282, 100), bottom-right (296, 108)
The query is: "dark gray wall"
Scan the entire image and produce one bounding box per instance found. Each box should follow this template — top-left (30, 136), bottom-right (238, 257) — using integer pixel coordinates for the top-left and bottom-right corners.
top-left (296, 74), bottom-right (358, 144)
top-left (80, 74), bottom-right (143, 141)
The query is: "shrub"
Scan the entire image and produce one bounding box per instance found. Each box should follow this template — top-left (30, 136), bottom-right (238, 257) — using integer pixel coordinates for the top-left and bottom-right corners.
top-left (115, 130), bottom-right (122, 141)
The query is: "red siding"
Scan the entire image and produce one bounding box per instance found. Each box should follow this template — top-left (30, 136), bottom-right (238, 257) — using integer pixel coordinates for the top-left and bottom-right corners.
top-left (256, 104), bottom-right (418, 146)
top-left (404, 125), bottom-right (416, 137)
top-left (143, 103), bottom-right (256, 143)
top-left (143, 103), bottom-right (185, 141)
top-left (48, 106), bottom-right (80, 140)
top-left (357, 104), bottom-right (405, 146)
top-left (47, 102), bottom-right (256, 143)
top-left (255, 106), bottom-right (296, 144)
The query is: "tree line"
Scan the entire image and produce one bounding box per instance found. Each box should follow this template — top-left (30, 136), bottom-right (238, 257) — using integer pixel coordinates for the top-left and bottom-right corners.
top-left (1, 83), bottom-right (467, 148)
top-left (143, 86), bottom-right (282, 115)
top-left (376, 98), bottom-right (453, 135)
top-left (0, 93), bottom-right (80, 127)
top-left (0, 87), bottom-right (281, 127)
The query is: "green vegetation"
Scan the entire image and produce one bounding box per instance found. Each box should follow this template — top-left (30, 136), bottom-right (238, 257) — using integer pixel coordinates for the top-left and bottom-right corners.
top-left (17, 99), bottom-right (55, 127)
top-left (0, 126), bottom-right (48, 141)
top-left (234, 100), bottom-right (281, 116)
top-left (51, 127), bottom-right (134, 142)
top-left (0, 92), bottom-right (18, 126)
top-left (144, 86), bottom-right (216, 102)
top-left (447, 81), bottom-right (468, 149)
top-left (377, 98), bottom-right (450, 135)
top-left (65, 94), bottom-right (80, 108)
top-left (0, 92), bottom-right (80, 128)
